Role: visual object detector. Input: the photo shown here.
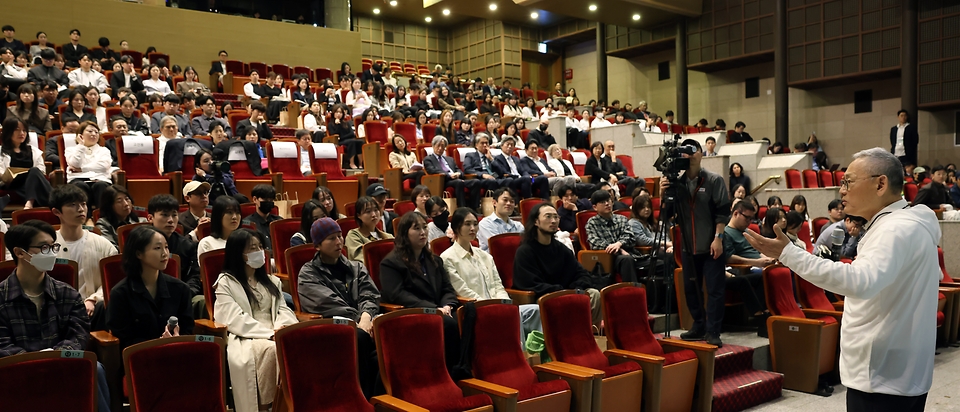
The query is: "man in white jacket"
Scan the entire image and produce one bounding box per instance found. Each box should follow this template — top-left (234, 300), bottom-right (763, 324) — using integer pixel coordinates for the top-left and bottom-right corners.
top-left (745, 147), bottom-right (940, 412)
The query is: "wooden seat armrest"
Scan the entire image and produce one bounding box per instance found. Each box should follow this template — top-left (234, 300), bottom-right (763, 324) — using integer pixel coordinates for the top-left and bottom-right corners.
top-left (768, 315), bottom-right (826, 327)
top-left (50, 170), bottom-right (65, 186)
top-left (537, 361), bottom-right (605, 379)
top-left (458, 378), bottom-right (519, 400)
top-left (89, 330), bottom-right (119, 346)
top-left (88, 330), bottom-right (122, 412)
top-left (194, 319), bottom-right (228, 339)
top-left (457, 296), bottom-right (476, 305)
top-left (370, 394), bottom-right (430, 411)
top-left (940, 283), bottom-right (960, 289)
top-left (658, 338), bottom-right (718, 353)
top-left (114, 170), bottom-right (126, 186)
top-left (322, 134), bottom-right (339, 145)
top-left (294, 311), bottom-right (321, 322)
top-left (463, 174), bottom-right (477, 179)
top-left (534, 362), bottom-right (598, 412)
top-left (636, 246), bottom-right (653, 254)
top-left (533, 362), bottom-right (599, 380)
top-left (421, 173), bottom-right (446, 196)
top-left (727, 263), bottom-right (752, 270)
top-left (802, 308), bottom-right (843, 323)
top-left (605, 348), bottom-right (665, 367)
top-left (506, 289), bottom-right (536, 305)
top-left (831, 301), bottom-right (844, 311)
top-left (380, 302), bottom-right (404, 313)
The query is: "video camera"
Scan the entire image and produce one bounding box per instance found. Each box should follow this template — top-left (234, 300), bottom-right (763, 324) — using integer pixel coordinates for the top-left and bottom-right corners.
top-left (209, 148), bottom-right (233, 201)
top-left (653, 134), bottom-right (698, 221)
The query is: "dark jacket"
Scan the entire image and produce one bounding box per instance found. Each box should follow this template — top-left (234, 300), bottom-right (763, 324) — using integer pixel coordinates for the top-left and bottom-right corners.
top-left (167, 232), bottom-right (202, 297)
top-left (584, 156), bottom-right (615, 183)
top-left (558, 199), bottom-right (592, 233)
top-left (109, 71), bottom-right (145, 98)
top-left (106, 273), bottom-right (195, 351)
top-left (890, 123), bottom-right (919, 166)
top-left (463, 151), bottom-right (496, 177)
top-left (150, 111), bottom-right (190, 136)
top-left (379, 251), bottom-right (458, 309)
top-left (236, 118), bottom-right (273, 140)
top-left (423, 153), bottom-right (463, 176)
top-left (950, 184), bottom-right (960, 208)
top-left (525, 129), bottom-right (556, 148)
top-left (360, 69), bottom-right (383, 85)
top-left (191, 115), bottom-right (231, 137)
top-left (122, 114), bottom-right (149, 134)
top-left (492, 154), bottom-right (528, 178)
top-left (519, 156), bottom-right (553, 177)
top-left (91, 48), bottom-right (120, 65)
top-left (61, 43), bottom-right (89, 67)
top-left (327, 119), bottom-right (354, 140)
top-left (209, 61), bottom-right (227, 76)
top-left (163, 137), bottom-right (213, 174)
top-left (912, 181), bottom-right (950, 210)
top-left (513, 238), bottom-right (593, 298)
top-left (382, 210), bottom-right (399, 235)
top-left (26, 65), bottom-right (69, 87)
top-left (729, 131), bottom-right (753, 143)
top-left (178, 209), bottom-right (210, 235)
top-left (6, 106), bottom-right (52, 134)
top-left (674, 168), bottom-right (731, 255)
top-left (297, 254), bottom-right (381, 321)
top-left (214, 139), bottom-right (263, 176)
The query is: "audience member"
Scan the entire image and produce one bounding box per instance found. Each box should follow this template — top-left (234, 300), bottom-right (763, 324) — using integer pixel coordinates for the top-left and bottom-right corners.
top-left (150, 94), bottom-right (189, 135)
top-left (142, 64), bottom-right (173, 96)
top-left (890, 109), bottom-right (919, 166)
top-left (6, 83), bottom-right (52, 134)
top-left (388, 134), bottom-right (424, 188)
top-left (0, 25), bottom-right (25, 54)
top-left (0, 118), bottom-right (52, 208)
top-left (476, 187), bottom-right (523, 251)
top-left (176, 66), bottom-right (210, 96)
top-left (116, 96), bottom-right (147, 133)
top-left (67, 54), bottom-right (108, 95)
top-left (37, 81), bottom-right (63, 114)
top-left (585, 142), bottom-right (626, 198)
top-left (729, 121), bottom-right (752, 143)
top-left (95, 184), bottom-right (144, 248)
top-left (722, 200), bottom-right (772, 321)
top-left (424, 196), bottom-right (452, 242)
top-left (242, 184), bottom-right (282, 251)
top-left (760, 207), bottom-right (786, 239)
top-left (360, 63), bottom-right (384, 85)
top-left (784, 211), bottom-right (807, 250)
top-left (65, 121), bottom-right (112, 205)
top-left (193, 148), bottom-right (243, 202)
top-left (314, 186), bottom-right (346, 219)
top-left (345, 196), bottom-right (393, 263)
top-left (0, 47), bottom-right (27, 90)
top-left (912, 165), bottom-right (950, 210)
top-left (214, 228), bottom-right (297, 412)
top-left (523, 140), bottom-right (574, 192)
top-left (704, 136), bottom-right (718, 156)
top-left (585, 189), bottom-right (639, 283)
top-left (291, 200), bottom-right (325, 247)
top-left (297, 217), bottom-right (381, 397)
top-left (209, 50), bottom-right (228, 79)
top-left (61, 29), bottom-right (88, 68)
top-left (26, 49), bottom-right (68, 88)
top-left (556, 183), bottom-right (592, 236)
top-left (814, 216), bottom-right (865, 259)
top-left (496, 136), bottom-right (549, 199)
top-left (198, 195), bottom-right (242, 257)
top-left (243, 69), bottom-right (263, 99)
top-left (327, 104), bottom-right (361, 168)
top-left (177, 180), bottom-right (210, 238)
top-left (108, 56), bottom-right (143, 98)
top-left (827, 198), bottom-right (845, 223)
top-left (629, 193), bottom-right (673, 251)
top-left (729, 162), bottom-right (751, 194)
top-left (424, 136), bottom-right (482, 210)
top-left (191, 95), bottom-right (230, 137)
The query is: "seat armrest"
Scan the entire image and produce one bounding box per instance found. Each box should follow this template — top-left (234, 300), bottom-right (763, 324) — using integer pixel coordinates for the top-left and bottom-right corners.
top-left (295, 311), bottom-right (321, 322)
top-left (195, 319), bottom-right (228, 339)
top-left (114, 170), bottom-right (126, 186)
top-left (322, 134), bottom-right (339, 145)
top-left (88, 331), bottom-right (122, 412)
top-left (941, 282), bottom-right (960, 289)
top-left (534, 362), bottom-right (600, 412)
top-left (458, 378), bottom-right (519, 410)
top-left (605, 348), bottom-right (664, 366)
top-left (457, 296), bottom-right (475, 305)
top-left (50, 170), bottom-right (65, 186)
top-left (768, 315), bottom-right (826, 327)
top-left (802, 308), bottom-right (843, 323)
top-left (421, 174), bottom-right (445, 198)
top-left (532, 362), bottom-right (598, 380)
top-left (506, 289), bottom-right (536, 305)
top-left (380, 302), bottom-right (404, 313)
top-left (658, 338), bottom-right (718, 353)
top-left (370, 394), bottom-right (430, 411)
top-left (89, 330), bottom-right (118, 347)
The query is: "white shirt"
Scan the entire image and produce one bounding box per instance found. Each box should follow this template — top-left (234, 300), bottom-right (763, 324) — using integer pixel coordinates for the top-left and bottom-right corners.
top-left (591, 117), bottom-right (612, 129)
top-left (477, 214), bottom-right (523, 251)
top-left (243, 82), bottom-right (261, 99)
top-left (346, 90), bottom-right (370, 117)
top-left (894, 123), bottom-right (908, 157)
top-left (502, 105), bottom-right (523, 119)
top-left (778, 199), bottom-right (940, 396)
top-left (521, 107), bottom-right (539, 122)
top-left (57, 230), bottom-right (118, 303)
top-left (0, 62), bottom-right (27, 80)
top-left (67, 69), bottom-right (108, 92)
top-left (441, 241), bottom-right (509, 300)
top-left (143, 78), bottom-right (173, 96)
top-left (65, 144), bottom-right (113, 183)
top-left (548, 157), bottom-right (579, 180)
top-left (198, 236), bottom-right (227, 259)
top-left (157, 134), bottom-right (181, 173)
top-left (299, 147), bottom-right (311, 175)
top-left (303, 113), bottom-right (325, 133)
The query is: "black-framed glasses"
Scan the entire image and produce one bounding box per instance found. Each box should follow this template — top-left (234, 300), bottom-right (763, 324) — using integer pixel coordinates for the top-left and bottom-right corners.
top-left (28, 243), bottom-right (61, 254)
top-left (840, 175), bottom-right (882, 190)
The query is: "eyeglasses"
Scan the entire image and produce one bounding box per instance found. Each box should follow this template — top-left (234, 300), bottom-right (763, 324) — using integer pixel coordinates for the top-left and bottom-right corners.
top-left (28, 243), bottom-right (61, 254)
top-left (840, 175), bottom-right (881, 190)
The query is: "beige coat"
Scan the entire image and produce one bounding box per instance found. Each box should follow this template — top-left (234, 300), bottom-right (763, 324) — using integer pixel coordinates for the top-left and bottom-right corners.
top-left (214, 273), bottom-right (297, 412)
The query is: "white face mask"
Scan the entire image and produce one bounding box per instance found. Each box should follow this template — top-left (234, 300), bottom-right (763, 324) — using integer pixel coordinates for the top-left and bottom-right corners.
top-left (245, 250), bottom-right (266, 269)
top-left (28, 250), bottom-right (58, 272)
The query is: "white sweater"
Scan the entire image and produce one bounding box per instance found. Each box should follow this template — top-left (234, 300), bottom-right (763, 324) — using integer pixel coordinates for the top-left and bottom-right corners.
top-left (198, 236), bottom-right (227, 260)
top-left (67, 69), bottom-right (108, 92)
top-left (57, 229), bottom-right (118, 303)
top-left (778, 199), bottom-right (940, 396)
top-left (65, 144), bottom-right (113, 183)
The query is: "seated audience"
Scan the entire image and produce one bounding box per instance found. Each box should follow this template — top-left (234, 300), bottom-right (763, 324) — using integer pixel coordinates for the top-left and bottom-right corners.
top-left (261, 72), bottom-right (289, 123)
top-left (0, 118), bottom-right (52, 208)
top-left (760, 207), bottom-right (786, 239)
top-left (345, 77), bottom-right (370, 118)
top-left (241, 184), bottom-right (283, 252)
top-left (523, 140), bottom-right (574, 192)
top-left (142, 64), bottom-right (173, 96)
top-left (243, 69), bottom-right (263, 99)
top-left (814, 216), bottom-right (865, 259)
top-left (106, 225), bottom-right (194, 352)
top-left (327, 104), bottom-right (361, 169)
top-left (214, 229), bottom-right (297, 412)
top-left (26, 49), bottom-right (68, 88)
top-left (198, 195), bottom-right (241, 257)
top-left (477, 187), bottom-right (523, 251)
top-left (95, 184), bottom-right (144, 248)
top-left (297, 217), bottom-right (381, 397)
top-left (585, 142), bottom-right (628, 198)
top-left (116, 96), bottom-right (148, 134)
top-left (464, 133), bottom-right (527, 198)
top-left (423, 136), bottom-right (482, 210)
top-left (345, 196), bottom-right (393, 263)
top-left (630, 194), bottom-right (672, 252)
top-left (495, 137), bottom-right (549, 199)
top-left (441, 207), bottom-right (542, 340)
top-left (585, 189), bottom-right (639, 283)
top-left (191, 95), bottom-right (231, 137)
top-left (513, 203), bottom-right (602, 325)
top-left (65, 121), bottom-right (112, 207)
top-left (912, 165), bottom-right (951, 210)
top-left (294, 129), bottom-right (313, 175)
top-left (109, 56), bottom-right (144, 98)
top-left (302, 101), bottom-right (326, 141)
top-left (150, 94), bottom-right (190, 135)
top-left (722, 201), bottom-right (772, 320)
top-left (784, 211), bottom-right (807, 250)
top-left (193, 148), bottom-right (243, 202)
top-left (147, 194), bottom-right (203, 318)
top-left (767, 195), bottom-right (783, 209)
top-left (314, 186), bottom-right (346, 219)
top-left (729, 121), bottom-right (752, 143)
top-left (388, 134), bottom-right (424, 187)
top-left (526, 117), bottom-right (557, 148)
top-left (176, 66), bottom-right (210, 96)
top-left (61, 29), bottom-right (87, 68)
top-left (424, 196), bottom-right (451, 242)
top-left (729, 162), bottom-right (751, 195)
top-left (91, 37), bottom-right (120, 68)
top-left (6, 83), bottom-right (52, 134)
top-left (704, 136), bottom-right (718, 156)
top-left (291, 199), bottom-right (325, 247)
top-left (826, 199), bottom-right (845, 223)
top-left (67, 54), bottom-right (108, 95)
top-left (37, 81), bottom-right (64, 115)
top-left (556, 183), bottom-right (592, 235)
top-left (380, 212), bottom-right (461, 374)
top-left (366, 184), bottom-right (398, 235)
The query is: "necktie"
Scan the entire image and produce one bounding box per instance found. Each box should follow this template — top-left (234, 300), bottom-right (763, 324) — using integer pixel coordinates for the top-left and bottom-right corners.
top-left (438, 155), bottom-right (451, 173)
top-left (507, 156), bottom-right (519, 176)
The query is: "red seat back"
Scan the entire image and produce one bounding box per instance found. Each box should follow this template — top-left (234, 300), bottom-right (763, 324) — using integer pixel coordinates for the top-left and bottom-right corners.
top-left (488, 233), bottom-right (521, 289)
top-left (270, 219), bottom-right (301, 274)
top-left (11, 208), bottom-right (59, 226)
top-left (124, 336), bottom-right (227, 412)
top-left (802, 169), bottom-right (820, 188)
top-left (602, 285), bottom-right (665, 356)
top-left (576, 211), bottom-right (598, 249)
top-left (117, 136), bottom-right (161, 178)
top-left (833, 170), bottom-right (845, 186)
top-left (364, 121), bottom-right (389, 146)
top-left (362, 239), bottom-right (394, 289)
top-left (798, 221), bottom-right (813, 252)
top-left (518, 199), bottom-right (544, 226)
top-left (314, 68), bottom-right (332, 82)
top-left (939, 247), bottom-right (951, 282)
top-left (284, 244), bottom-right (319, 313)
top-left (785, 169), bottom-right (802, 189)
top-left (392, 200), bottom-right (416, 217)
top-left (762, 265), bottom-right (805, 319)
top-left (795, 275), bottom-right (835, 311)
top-left (469, 303), bottom-right (543, 390)
top-left (266, 140), bottom-right (305, 177)
top-left (393, 123), bottom-right (417, 147)
top-left (904, 182), bottom-right (918, 202)
top-left (0, 351), bottom-right (97, 412)
top-left (616, 155), bottom-right (636, 178)
top-left (430, 237), bottom-right (453, 256)
top-left (812, 217), bottom-right (830, 240)
top-left (818, 170), bottom-right (835, 187)
top-left (540, 292), bottom-right (610, 370)
top-left (309, 143), bottom-right (347, 179)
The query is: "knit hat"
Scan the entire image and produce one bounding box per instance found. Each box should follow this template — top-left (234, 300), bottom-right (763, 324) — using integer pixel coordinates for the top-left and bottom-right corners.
top-left (310, 217), bottom-right (342, 245)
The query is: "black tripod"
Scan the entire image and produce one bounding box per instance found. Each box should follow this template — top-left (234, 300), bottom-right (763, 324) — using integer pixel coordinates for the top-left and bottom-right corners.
top-left (650, 178), bottom-right (696, 338)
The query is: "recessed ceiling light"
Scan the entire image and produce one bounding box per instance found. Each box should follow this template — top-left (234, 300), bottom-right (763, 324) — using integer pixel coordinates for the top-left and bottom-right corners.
top-left (588, 4), bottom-right (597, 11)
top-left (530, 12), bottom-right (539, 19)
top-left (442, 9), bottom-right (450, 15)
top-left (373, 8), bottom-right (380, 14)
top-left (632, 14), bottom-right (640, 20)
top-left (489, 4), bottom-right (497, 10)
top-left (389, 0), bottom-right (397, 5)
top-left (425, 16), bottom-right (432, 22)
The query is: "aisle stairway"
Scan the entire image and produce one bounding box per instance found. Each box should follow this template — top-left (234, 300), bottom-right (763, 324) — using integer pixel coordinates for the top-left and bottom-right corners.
top-left (710, 344), bottom-right (783, 412)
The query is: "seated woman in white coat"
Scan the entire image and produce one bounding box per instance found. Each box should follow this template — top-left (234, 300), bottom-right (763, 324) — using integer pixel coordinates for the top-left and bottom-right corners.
top-left (65, 121), bottom-right (113, 211)
top-left (213, 228), bottom-right (297, 412)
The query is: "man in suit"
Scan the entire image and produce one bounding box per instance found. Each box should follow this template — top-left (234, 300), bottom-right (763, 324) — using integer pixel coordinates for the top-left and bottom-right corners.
top-left (517, 141), bottom-right (557, 199)
top-left (463, 132), bottom-right (526, 196)
top-left (150, 94), bottom-right (190, 135)
top-left (366, 183), bottom-right (399, 235)
top-left (191, 95), bottom-right (232, 137)
top-left (493, 136), bottom-right (550, 199)
top-left (61, 29), bottom-right (88, 68)
top-left (603, 140), bottom-right (640, 198)
top-left (209, 50), bottom-right (229, 77)
top-left (482, 77), bottom-right (498, 97)
top-left (526, 117), bottom-right (557, 148)
top-left (360, 63), bottom-right (384, 85)
top-left (423, 136), bottom-right (482, 210)
top-left (236, 101), bottom-right (273, 140)
top-left (890, 109), bottom-right (919, 166)
top-left (109, 55), bottom-right (144, 98)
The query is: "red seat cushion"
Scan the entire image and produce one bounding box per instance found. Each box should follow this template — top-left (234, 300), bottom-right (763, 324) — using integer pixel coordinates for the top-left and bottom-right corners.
top-left (597, 361), bottom-right (641, 378)
top-left (663, 349), bottom-right (698, 366)
top-left (420, 394), bottom-right (493, 412)
top-left (516, 379), bottom-right (571, 402)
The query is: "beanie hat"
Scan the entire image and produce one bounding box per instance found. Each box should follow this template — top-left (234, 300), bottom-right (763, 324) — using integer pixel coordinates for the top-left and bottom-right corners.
top-left (310, 217), bottom-right (342, 245)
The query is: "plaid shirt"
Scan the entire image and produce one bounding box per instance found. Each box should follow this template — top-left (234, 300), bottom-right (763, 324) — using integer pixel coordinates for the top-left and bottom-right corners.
top-left (585, 213), bottom-right (635, 250)
top-left (0, 271), bottom-right (89, 357)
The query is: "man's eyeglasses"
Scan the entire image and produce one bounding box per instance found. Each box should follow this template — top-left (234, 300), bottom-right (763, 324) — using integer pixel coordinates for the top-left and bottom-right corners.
top-left (29, 243), bottom-right (61, 254)
top-left (840, 175), bottom-right (881, 190)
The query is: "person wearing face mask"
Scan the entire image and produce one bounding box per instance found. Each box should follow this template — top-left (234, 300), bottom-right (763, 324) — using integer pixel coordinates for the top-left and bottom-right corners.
top-left (525, 117), bottom-right (557, 149)
top-left (214, 228), bottom-right (297, 412)
top-left (344, 196), bottom-right (393, 264)
top-left (424, 196), bottom-right (452, 242)
top-left (242, 184), bottom-right (282, 252)
top-left (106, 225), bottom-right (195, 352)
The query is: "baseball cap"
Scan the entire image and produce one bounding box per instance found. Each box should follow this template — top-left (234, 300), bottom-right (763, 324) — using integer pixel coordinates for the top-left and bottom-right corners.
top-left (183, 181), bottom-right (211, 197)
top-left (366, 183), bottom-right (389, 197)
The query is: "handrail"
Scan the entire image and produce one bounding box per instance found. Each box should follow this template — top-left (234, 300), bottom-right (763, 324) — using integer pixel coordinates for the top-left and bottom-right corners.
top-left (750, 175), bottom-right (781, 196)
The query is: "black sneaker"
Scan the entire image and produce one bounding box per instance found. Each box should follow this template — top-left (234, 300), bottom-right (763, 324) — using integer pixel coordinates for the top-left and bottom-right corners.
top-left (705, 333), bottom-right (723, 347)
top-left (680, 329), bottom-right (705, 341)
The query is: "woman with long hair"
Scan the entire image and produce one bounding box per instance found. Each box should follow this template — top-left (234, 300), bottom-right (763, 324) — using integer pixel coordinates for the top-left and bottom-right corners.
top-left (410, 185), bottom-right (432, 216)
top-left (565, 88), bottom-right (578, 105)
top-left (345, 196), bottom-right (393, 263)
top-left (370, 82), bottom-right (394, 116)
top-left (5, 83), bottom-right (51, 133)
top-left (479, 93), bottom-right (496, 116)
top-left (356, 107), bottom-right (379, 140)
top-left (338, 62), bottom-right (352, 81)
top-left (177, 66), bottom-right (211, 95)
top-left (760, 207), bottom-right (786, 239)
top-left (117, 96), bottom-right (148, 133)
top-left (455, 118), bottom-right (474, 146)
top-left (501, 120), bottom-right (524, 149)
top-left (413, 110), bottom-right (429, 144)
top-left (106, 225), bottom-right (194, 351)
top-left (767, 195), bottom-right (783, 209)
top-left (379, 212), bottom-right (460, 373)
top-left (290, 199), bottom-right (326, 247)
top-left (214, 229), bottom-right (297, 412)
top-left (291, 77), bottom-right (315, 107)
top-left (388, 134), bottom-right (423, 187)
top-left (630, 193), bottom-right (672, 252)
top-left (436, 109), bottom-right (455, 139)
top-left (61, 89), bottom-right (97, 132)
top-left (0, 117), bottom-right (52, 208)
top-left (198, 194), bottom-right (242, 256)
top-left (66, 121), bottom-right (112, 209)
top-left (301, 101), bottom-right (326, 141)
top-left (327, 103), bottom-right (363, 169)
top-left (143, 64), bottom-right (173, 96)
top-left (731, 184), bottom-right (747, 202)
top-left (393, 85), bottom-right (411, 114)
top-left (729, 162), bottom-right (751, 195)
top-left (95, 184), bottom-right (144, 247)
top-left (484, 115), bottom-right (501, 147)
top-left (83, 86), bottom-right (108, 131)
top-left (502, 94), bottom-right (523, 119)
top-left (345, 76), bottom-right (370, 118)
top-left (313, 186), bottom-right (346, 219)
top-left (193, 148), bottom-right (243, 200)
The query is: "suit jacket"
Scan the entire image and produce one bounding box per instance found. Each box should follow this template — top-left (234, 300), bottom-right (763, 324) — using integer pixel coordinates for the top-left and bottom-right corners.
top-left (493, 154), bottom-right (528, 178)
top-left (122, 114), bottom-right (149, 134)
top-left (150, 111), bottom-right (190, 136)
top-left (423, 153), bottom-right (462, 176)
top-left (61, 43), bottom-right (88, 67)
top-left (236, 119), bottom-right (273, 140)
top-left (360, 69), bottom-right (383, 85)
top-left (178, 209), bottom-right (210, 234)
top-left (382, 210), bottom-right (399, 235)
top-left (463, 151), bottom-right (497, 176)
top-left (525, 129), bottom-right (557, 148)
top-left (379, 251), bottom-right (458, 309)
top-left (215, 139), bottom-right (263, 176)
top-left (209, 61), bottom-right (227, 75)
top-left (109, 71), bottom-right (145, 98)
top-left (91, 48), bottom-right (120, 64)
top-left (519, 156), bottom-right (553, 177)
top-left (890, 123), bottom-right (919, 165)
top-left (163, 137), bottom-right (214, 174)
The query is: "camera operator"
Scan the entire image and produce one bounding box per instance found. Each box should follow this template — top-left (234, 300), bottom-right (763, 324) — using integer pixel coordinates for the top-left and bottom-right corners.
top-left (659, 138), bottom-right (730, 347)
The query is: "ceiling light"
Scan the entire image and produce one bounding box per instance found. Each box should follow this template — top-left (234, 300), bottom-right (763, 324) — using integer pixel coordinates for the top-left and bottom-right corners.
top-left (389, 0), bottom-right (397, 5)
top-left (489, 4), bottom-right (498, 10)
top-left (530, 12), bottom-right (539, 19)
top-left (373, 8), bottom-right (380, 14)
top-left (425, 16), bottom-right (432, 22)
top-left (442, 9), bottom-right (450, 15)
top-left (632, 14), bottom-right (640, 20)
top-left (588, 4), bottom-right (597, 11)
